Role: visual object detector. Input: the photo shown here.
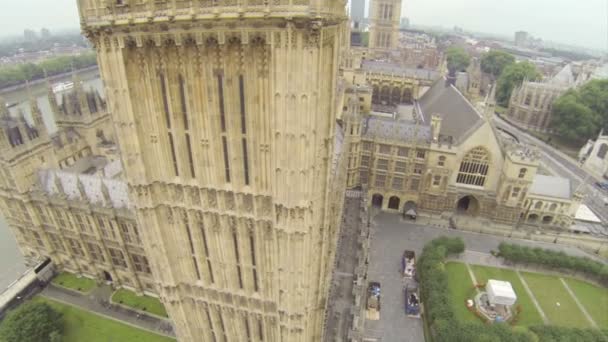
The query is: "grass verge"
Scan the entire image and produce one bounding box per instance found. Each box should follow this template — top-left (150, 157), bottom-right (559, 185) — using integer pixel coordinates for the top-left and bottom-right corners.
top-left (445, 262), bottom-right (478, 323)
top-left (51, 272), bottom-right (96, 293)
top-left (112, 289), bottom-right (168, 317)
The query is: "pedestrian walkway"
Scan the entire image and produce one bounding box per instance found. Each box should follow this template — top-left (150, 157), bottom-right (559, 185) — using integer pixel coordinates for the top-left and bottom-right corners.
top-left (41, 284), bottom-right (175, 338)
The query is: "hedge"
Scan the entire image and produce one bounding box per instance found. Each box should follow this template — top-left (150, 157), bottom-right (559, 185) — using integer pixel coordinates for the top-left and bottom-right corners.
top-left (497, 243), bottom-right (608, 286)
top-left (419, 237), bottom-right (607, 342)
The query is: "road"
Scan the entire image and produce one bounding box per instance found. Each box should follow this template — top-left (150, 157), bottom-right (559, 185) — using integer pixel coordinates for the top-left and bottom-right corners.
top-left (494, 115), bottom-right (608, 227)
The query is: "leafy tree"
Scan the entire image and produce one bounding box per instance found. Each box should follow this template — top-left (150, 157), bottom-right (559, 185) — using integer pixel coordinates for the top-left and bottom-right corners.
top-left (496, 61), bottom-right (541, 106)
top-left (480, 50), bottom-right (515, 80)
top-left (0, 301), bottom-right (63, 342)
top-left (550, 80), bottom-right (608, 144)
top-left (446, 47), bottom-right (471, 76)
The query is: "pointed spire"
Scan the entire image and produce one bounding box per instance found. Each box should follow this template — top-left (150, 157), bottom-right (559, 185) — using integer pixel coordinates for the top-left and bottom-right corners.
top-left (53, 173), bottom-right (65, 196)
top-left (100, 179), bottom-right (112, 207)
top-left (76, 177), bottom-right (88, 201)
top-left (0, 95), bottom-right (9, 119)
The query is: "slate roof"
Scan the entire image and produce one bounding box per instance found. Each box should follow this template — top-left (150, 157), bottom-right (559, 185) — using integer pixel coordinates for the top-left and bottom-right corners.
top-left (417, 79), bottom-right (484, 143)
top-left (38, 168), bottom-right (130, 209)
top-left (362, 60), bottom-right (441, 81)
top-left (362, 116), bottom-right (431, 143)
top-left (529, 175), bottom-right (572, 200)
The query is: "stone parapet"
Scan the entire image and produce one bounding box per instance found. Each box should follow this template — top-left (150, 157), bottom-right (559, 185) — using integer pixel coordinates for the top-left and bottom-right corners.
top-left (77, 0), bottom-right (347, 28)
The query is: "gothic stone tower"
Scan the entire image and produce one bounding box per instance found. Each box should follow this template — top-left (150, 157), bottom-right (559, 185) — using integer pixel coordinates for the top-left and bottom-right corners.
top-left (369, 0), bottom-right (402, 50)
top-left (76, 1), bottom-right (347, 341)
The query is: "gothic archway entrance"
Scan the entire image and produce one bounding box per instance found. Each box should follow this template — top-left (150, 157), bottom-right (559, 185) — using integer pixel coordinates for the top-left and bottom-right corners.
top-left (103, 270), bottom-right (113, 283)
top-left (388, 196), bottom-right (400, 210)
top-left (371, 194), bottom-right (384, 208)
top-left (456, 196), bottom-right (480, 216)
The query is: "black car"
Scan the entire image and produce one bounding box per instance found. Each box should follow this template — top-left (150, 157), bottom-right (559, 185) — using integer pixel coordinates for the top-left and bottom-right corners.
top-left (595, 182), bottom-right (608, 191)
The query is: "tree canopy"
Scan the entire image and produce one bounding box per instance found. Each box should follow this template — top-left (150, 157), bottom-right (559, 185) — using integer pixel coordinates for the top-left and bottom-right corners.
top-left (480, 50), bottom-right (515, 79)
top-left (0, 52), bottom-right (97, 89)
top-left (496, 61), bottom-right (541, 106)
top-left (551, 79), bottom-right (608, 143)
top-left (445, 47), bottom-right (471, 76)
top-left (0, 301), bottom-right (63, 342)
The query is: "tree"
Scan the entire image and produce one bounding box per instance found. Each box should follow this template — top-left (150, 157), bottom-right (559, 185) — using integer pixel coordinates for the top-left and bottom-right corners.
top-left (550, 80), bottom-right (608, 143)
top-left (480, 50), bottom-right (515, 80)
top-left (445, 47), bottom-right (471, 76)
top-left (496, 61), bottom-right (541, 106)
top-left (0, 301), bottom-right (63, 342)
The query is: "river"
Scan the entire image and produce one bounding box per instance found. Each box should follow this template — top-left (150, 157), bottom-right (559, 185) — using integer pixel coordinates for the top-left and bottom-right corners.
top-left (0, 69), bottom-right (103, 290)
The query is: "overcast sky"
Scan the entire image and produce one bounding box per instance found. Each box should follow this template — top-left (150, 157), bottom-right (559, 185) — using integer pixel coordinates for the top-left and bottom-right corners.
top-left (0, 0), bottom-right (605, 50)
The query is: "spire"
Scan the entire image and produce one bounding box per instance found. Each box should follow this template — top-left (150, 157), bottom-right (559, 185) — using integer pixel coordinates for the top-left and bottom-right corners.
top-left (26, 80), bottom-right (44, 128)
top-left (76, 177), bottom-right (88, 201)
top-left (0, 95), bottom-right (9, 119)
top-left (100, 179), bottom-right (113, 207)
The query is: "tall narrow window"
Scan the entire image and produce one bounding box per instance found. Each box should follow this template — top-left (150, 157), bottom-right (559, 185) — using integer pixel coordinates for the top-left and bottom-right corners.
top-left (239, 75), bottom-right (246, 134)
top-left (217, 74), bottom-right (226, 132)
top-left (244, 317), bottom-right (251, 342)
top-left (168, 133), bottom-right (179, 176)
top-left (218, 310), bottom-right (227, 341)
top-left (205, 307), bottom-right (217, 342)
top-left (242, 138), bottom-right (250, 185)
top-left (222, 137), bottom-right (231, 183)
top-left (250, 232), bottom-right (259, 292)
top-left (185, 223), bottom-right (200, 280)
top-left (233, 230), bottom-right (243, 289)
top-left (200, 222), bottom-right (214, 283)
top-left (186, 134), bottom-right (195, 178)
top-left (159, 72), bottom-right (171, 128)
top-left (258, 318), bottom-right (264, 341)
top-left (179, 75), bottom-right (189, 130)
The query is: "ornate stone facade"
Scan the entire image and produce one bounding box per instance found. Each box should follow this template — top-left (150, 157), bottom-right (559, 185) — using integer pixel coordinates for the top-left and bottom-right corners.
top-left (341, 73), bottom-right (583, 229)
top-left (0, 85), bottom-right (155, 294)
top-left (77, 1), bottom-right (348, 341)
top-left (506, 81), bottom-right (565, 132)
top-left (369, 0), bottom-right (402, 50)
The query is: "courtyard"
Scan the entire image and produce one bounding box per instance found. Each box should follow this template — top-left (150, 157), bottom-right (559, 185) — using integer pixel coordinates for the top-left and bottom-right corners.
top-left (363, 212), bottom-right (607, 341)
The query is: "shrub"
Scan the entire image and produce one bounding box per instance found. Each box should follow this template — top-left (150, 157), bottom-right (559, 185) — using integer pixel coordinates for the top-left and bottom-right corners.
top-left (498, 243), bottom-right (608, 286)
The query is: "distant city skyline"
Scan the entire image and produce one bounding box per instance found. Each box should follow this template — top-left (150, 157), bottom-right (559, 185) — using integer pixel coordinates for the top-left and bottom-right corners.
top-left (0, 0), bottom-right (605, 51)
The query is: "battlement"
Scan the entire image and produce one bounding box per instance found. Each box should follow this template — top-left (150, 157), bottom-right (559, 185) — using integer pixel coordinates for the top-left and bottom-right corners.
top-left (77, 0), bottom-right (347, 28)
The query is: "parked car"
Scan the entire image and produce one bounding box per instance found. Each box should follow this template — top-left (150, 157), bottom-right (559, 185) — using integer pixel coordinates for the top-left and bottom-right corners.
top-left (595, 182), bottom-right (608, 191)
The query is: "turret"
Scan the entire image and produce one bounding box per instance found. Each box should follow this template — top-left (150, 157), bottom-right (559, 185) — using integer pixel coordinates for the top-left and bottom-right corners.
top-left (431, 114), bottom-right (442, 142)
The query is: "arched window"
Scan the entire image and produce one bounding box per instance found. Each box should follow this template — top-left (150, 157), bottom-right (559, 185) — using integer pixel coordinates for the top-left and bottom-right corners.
top-left (549, 203), bottom-right (557, 212)
top-left (534, 201), bottom-right (543, 210)
top-left (456, 147), bottom-right (490, 187)
top-left (518, 168), bottom-right (527, 179)
top-left (598, 143), bottom-right (608, 159)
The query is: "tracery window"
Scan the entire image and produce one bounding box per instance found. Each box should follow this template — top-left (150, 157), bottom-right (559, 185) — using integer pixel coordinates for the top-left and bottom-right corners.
top-left (456, 147), bottom-right (490, 187)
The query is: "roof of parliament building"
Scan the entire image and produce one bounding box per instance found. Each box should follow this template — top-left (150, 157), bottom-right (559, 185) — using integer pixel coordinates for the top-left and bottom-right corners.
top-left (528, 174), bottom-right (572, 200)
top-left (417, 79), bottom-right (484, 144)
top-left (37, 158), bottom-right (130, 210)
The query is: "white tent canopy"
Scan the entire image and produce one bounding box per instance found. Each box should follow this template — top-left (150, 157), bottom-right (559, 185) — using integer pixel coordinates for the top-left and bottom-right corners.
top-left (486, 279), bottom-right (517, 306)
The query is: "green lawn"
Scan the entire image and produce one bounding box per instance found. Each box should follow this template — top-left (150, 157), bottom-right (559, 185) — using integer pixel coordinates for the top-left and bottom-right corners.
top-left (520, 271), bottom-right (590, 328)
top-left (470, 265), bottom-right (544, 326)
top-left (445, 262), bottom-right (478, 323)
top-left (52, 272), bottom-right (96, 293)
top-left (564, 277), bottom-right (608, 329)
top-left (112, 289), bottom-right (168, 317)
top-left (32, 296), bottom-right (174, 342)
